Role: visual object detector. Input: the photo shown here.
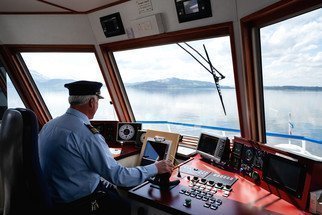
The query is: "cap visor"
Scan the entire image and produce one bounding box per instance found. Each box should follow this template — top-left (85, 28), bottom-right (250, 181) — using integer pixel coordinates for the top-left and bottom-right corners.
top-left (97, 95), bottom-right (104, 99)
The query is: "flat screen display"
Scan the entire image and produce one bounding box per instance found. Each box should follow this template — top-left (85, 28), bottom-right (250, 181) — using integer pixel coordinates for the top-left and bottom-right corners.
top-left (263, 153), bottom-right (306, 197)
top-left (140, 139), bottom-right (170, 166)
top-left (196, 133), bottom-right (219, 160)
top-left (183, 0), bottom-right (199, 14)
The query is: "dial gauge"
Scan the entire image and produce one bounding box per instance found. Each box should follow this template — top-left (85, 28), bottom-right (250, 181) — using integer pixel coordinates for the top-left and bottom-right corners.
top-left (245, 149), bottom-right (254, 162)
top-left (118, 124), bottom-right (135, 140)
top-left (140, 132), bottom-right (146, 143)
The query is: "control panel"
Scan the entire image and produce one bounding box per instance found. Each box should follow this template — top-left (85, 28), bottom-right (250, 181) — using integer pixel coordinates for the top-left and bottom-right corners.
top-left (230, 142), bottom-right (265, 184)
top-left (91, 120), bottom-right (118, 145)
top-left (180, 165), bottom-right (210, 178)
top-left (179, 174), bottom-right (235, 211)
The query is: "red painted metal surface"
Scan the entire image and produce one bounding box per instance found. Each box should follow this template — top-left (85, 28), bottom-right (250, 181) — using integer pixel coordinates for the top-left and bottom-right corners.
top-left (129, 154), bottom-right (309, 215)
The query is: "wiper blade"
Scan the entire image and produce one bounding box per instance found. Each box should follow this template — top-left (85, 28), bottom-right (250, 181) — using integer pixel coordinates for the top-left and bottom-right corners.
top-left (176, 43), bottom-right (213, 75)
top-left (203, 44), bottom-right (226, 115)
top-left (183, 42), bottom-right (225, 80)
top-left (176, 42), bottom-right (227, 115)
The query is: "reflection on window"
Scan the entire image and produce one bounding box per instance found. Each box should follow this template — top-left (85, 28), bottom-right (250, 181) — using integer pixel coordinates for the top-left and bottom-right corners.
top-left (21, 53), bottom-right (117, 120)
top-left (7, 75), bottom-right (25, 109)
top-left (114, 37), bottom-right (240, 139)
top-left (0, 59), bottom-right (25, 119)
top-left (261, 9), bottom-right (322, 158)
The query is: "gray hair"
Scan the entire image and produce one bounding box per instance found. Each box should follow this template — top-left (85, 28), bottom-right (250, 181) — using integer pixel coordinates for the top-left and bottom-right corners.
top-left (68, 95), bottom-right (97, 105)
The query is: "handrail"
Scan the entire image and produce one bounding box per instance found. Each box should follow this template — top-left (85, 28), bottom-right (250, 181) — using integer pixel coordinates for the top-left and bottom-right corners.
top-left (137, 120), bottom-right (322, 145)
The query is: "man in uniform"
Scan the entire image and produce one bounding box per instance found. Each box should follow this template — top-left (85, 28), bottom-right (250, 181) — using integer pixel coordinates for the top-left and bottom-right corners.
top-left (38, 80), bottom-right (174, 214)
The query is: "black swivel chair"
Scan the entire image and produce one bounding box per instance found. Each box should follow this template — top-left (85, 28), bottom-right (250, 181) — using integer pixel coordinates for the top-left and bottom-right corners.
top-left (0, 108), bottom-right (53, 215)
top-left (0, 108), bottom-right (104, 215)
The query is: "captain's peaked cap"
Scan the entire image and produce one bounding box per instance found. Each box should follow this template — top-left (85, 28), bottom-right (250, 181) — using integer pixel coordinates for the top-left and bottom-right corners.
top-left (64, 80), bottom-right (104, 99)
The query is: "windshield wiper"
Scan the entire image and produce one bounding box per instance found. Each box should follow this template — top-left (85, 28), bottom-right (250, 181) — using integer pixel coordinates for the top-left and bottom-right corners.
top-left (203, 44), bottom-right (226, 115)
top-left (176, 42), bottom-right (227, 115)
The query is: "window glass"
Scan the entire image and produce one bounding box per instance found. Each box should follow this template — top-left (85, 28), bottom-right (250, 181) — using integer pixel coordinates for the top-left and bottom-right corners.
top-left (0, 60), bottom-right (25, 118)
top-left (21, 53), bottom-right (117, 120)
top-left (114, 37), bottom-right (240, 139)
top-left (261, 9), bottom-right (322, 158)
top-left (7, 75), bottom-right (25, 109)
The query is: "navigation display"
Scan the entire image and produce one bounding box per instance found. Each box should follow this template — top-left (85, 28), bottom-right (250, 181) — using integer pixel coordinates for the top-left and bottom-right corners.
top-left (140, 138), bottom-right (171, 166)
top-left (263, 153), bottom-right (306, 197)
top-left (196, 133), bottom-right (220, 161)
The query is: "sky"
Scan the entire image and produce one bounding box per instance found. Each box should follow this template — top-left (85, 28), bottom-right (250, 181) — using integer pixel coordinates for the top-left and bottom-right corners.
top-left (21, 8), bottom-right (321, 88)
top-left (261, 9), bottom-right (322, 87)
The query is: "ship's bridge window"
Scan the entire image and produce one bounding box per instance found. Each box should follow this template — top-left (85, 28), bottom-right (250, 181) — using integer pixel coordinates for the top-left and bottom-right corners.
top-left (7, 76), bottom-right (25, 109)
top-left (260, 8), bottom-right (322, 158)
top-left (20, 52), bottom-right (117, 120)
top-left (113, 36), bottom-right (240, 141)
top-left (0, 59), bottom-right (25, 120)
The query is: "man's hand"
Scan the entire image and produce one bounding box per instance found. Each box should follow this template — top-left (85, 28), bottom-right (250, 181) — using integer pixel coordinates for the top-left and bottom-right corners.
top-left (155, 160), bottom-right (174, 174)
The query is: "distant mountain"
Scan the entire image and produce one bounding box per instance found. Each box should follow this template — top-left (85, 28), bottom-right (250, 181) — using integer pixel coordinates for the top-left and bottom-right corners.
top-left (30, 70), bottom-right (75, 89)
top-left (6, 70), bottom-right (75, 90)
top-left (264, 86), bottom-right (322, 91)
top-left (125, 78), bottom-right (322, 91)
top-left (125, 78), bottom-right (233, 89)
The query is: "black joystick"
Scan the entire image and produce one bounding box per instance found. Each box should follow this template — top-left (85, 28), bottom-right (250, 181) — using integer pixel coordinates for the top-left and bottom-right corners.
top-left (149, 173), bottom-right (180, 190)
top-left (177, 166), bottom-right (182, 178)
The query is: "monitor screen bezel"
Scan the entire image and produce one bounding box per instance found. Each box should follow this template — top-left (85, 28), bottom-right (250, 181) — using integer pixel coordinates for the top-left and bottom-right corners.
top-left (263, 153), bottom-right (306, 198)
top-left (175, 0), bottom-right (212, 23)
top-left (196, 132), bottom-right (221, 161)
top-left (140, 137), bottom-right (172, 166)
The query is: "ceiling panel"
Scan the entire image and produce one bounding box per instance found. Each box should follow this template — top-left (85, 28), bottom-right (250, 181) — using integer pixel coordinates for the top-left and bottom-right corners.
top-left (0, 0), bottom-right (69, 13)
top-left (44, 0), bottom-right (124, 12)
top-left (0, 0), bottom-right (128, 14)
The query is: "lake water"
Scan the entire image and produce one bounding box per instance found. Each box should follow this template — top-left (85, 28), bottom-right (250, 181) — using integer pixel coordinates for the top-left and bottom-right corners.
top-left (126, 88), bottom-right (322, 158)
top-left (8, 87), bottom-right (322, 157)
top-left (126, 88), bottom-right (322, 138)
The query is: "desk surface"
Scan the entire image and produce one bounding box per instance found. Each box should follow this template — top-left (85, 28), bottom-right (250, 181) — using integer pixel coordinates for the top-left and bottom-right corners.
top-left (129, 155), bottom-right (308, 215)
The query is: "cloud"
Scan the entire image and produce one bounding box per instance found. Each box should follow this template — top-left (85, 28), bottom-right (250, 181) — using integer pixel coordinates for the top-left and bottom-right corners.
top-left (115, 36), bottom-right (235, 86)
top-left (261, 8), bottom-right (322, 86)
top-left (22, 53), bottom-right (103, 82)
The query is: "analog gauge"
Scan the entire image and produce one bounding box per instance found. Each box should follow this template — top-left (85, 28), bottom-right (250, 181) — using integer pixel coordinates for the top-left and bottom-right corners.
top-left (254, 150), bottom-right (265, 169)
top-left (118, 124), bottom-right (135, 141)
top-left (140, 132), bottom-right (146, 143)
top-left (245, 149), bottom-right (254, 162)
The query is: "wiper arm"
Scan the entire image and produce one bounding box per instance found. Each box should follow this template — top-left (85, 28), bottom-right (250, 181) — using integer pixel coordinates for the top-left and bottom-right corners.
top-left (176, 43), bottom-right (213, 75)
top-left (176, 42), bottom-right (227, 115)
top-left (203, 44), bottom-right (227, 115)
top-left (183, 42), bottom-right (225, 80)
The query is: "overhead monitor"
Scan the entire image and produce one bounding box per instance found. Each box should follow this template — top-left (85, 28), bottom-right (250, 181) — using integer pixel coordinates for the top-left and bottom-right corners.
top-left (140, 137), bottom-right (171, 166)
top-left (100, 12), bottom-right (125, 37)
top-left (175, 0), bottom-right (212, 23)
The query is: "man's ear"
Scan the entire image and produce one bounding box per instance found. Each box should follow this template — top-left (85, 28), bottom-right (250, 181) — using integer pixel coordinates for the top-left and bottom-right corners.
top-left (89, 97), bottom-right (95, 108)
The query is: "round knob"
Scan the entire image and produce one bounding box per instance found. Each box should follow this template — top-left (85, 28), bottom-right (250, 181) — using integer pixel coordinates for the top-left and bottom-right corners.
top-left (216, 182), bottom-right (223, 189)
top-left (184, 198), bottom-right (192, 207)
top-left (252, 171), bottom-right (260, 183)
top-left (207, 180), bottom-right (215, 186)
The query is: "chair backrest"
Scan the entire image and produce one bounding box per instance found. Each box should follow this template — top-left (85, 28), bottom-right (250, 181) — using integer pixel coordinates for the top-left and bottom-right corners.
top-left (0, 108), bottom-right (53, 215)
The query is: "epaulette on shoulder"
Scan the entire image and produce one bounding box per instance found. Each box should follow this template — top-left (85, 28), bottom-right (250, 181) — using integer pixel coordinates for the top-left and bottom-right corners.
top-left (85, 124), bottom-right (100, 134)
